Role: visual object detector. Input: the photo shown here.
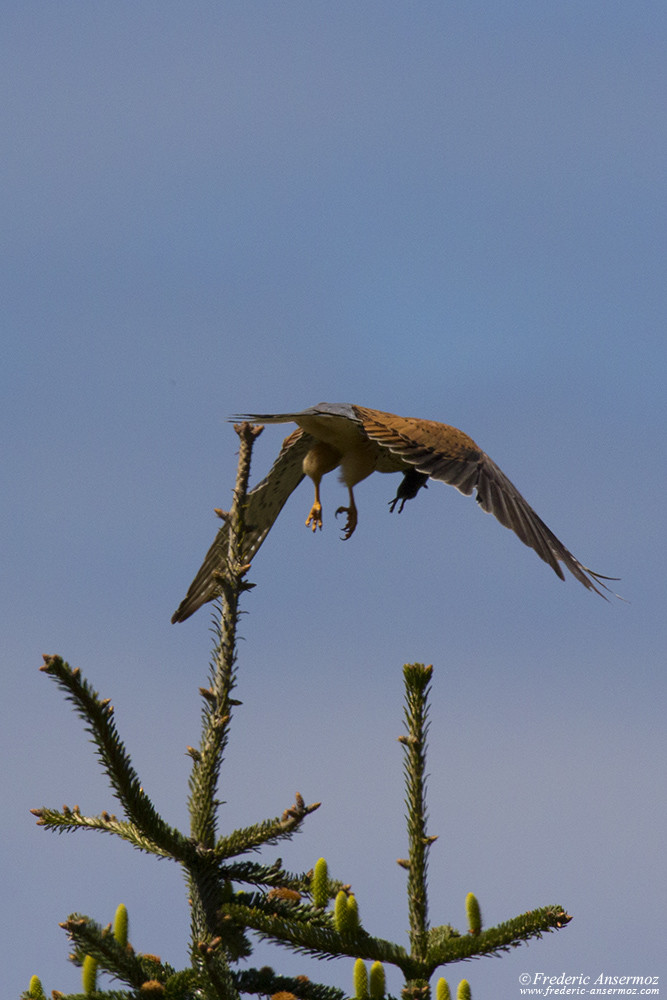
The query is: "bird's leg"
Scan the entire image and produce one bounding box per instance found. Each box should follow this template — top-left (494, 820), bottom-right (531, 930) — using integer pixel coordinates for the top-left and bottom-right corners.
top-left (335, 488), bottom-right (358, 540)
top-left (303, 442), bottom-right (342, 533)
top-left (306, 480), bottom-right (324, 532)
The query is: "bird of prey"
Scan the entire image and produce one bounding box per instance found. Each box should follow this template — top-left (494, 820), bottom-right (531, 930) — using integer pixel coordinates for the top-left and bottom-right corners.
top-left (172, 402), bottom-right (615, 622)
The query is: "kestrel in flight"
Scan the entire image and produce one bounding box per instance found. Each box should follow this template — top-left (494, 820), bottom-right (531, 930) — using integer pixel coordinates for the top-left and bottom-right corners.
top-left (172, 402), bottom-right (615, 622)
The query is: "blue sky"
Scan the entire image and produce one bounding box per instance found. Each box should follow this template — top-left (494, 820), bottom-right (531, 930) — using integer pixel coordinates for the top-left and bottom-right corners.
top-left (3, 3), bottom-right (666, 997)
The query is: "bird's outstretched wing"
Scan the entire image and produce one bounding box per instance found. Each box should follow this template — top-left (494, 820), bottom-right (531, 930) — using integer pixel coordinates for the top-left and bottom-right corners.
top-left (354, 406), bottom-right (616, 599)
top-left (171, 428), bottom-right (312, 622)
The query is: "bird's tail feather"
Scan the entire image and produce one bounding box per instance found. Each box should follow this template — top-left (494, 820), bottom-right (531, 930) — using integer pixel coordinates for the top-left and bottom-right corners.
top-left (232, 412), bottom-right (305, 424)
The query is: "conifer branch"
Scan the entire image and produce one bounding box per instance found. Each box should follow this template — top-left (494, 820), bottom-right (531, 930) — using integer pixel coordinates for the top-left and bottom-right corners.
top-left (38, 655), bottom-right (188, 859)
top-left (197, 937), bottom-right (243, 1000)
top-left (60, 913), bottom-right (175, 989)
top-left (225, 890), bottom-right (334, 929)
top-left (212, 795), bottom-right (321, 860)
top-left (424, 906), bottom-right (571, 968)
top-left (187, 423), bottom-right (262, 981)
top-left (187, 424), bottom-right (262, 852)
top-left (29, 806), bottom-right (179, 857)
top-left (218, 859), bottom-right (315, 892)
top-left (234, 966), bottom-right (346, 1000)
top-left (400, 663), bottom-right (434, 964)
top-left (219, 901), bottom-right (412, 972)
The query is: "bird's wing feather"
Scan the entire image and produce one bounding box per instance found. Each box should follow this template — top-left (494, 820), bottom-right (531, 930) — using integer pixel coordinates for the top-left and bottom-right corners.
top-left (171, 428), bottom-right (311, 622)
top-left (354, 405), bottom-right (614, 598)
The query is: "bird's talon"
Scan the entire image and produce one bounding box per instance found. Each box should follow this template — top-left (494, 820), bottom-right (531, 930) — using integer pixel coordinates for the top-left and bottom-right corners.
top-left (305, 503), bottom-right (323, 532)
top-left (335, 505), bottom-right (357, 540)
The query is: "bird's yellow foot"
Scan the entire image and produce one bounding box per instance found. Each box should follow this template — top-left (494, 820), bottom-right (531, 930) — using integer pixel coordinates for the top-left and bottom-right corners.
top-left (306, 501), bottom-right (323, 532)
top-left (335, 505), bottom-right (358, 540)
